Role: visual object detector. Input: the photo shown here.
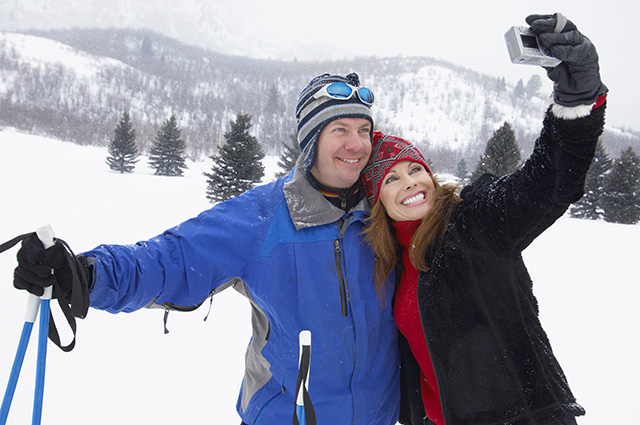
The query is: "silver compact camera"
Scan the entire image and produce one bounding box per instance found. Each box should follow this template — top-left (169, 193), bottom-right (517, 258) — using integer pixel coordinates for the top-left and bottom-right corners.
top-left (504, 26), bottom-right (562, 67)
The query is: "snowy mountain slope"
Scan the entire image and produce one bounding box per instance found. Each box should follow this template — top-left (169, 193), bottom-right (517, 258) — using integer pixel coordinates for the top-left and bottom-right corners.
top-left (372, 64), bottom-right (549, 152)
top-left (2, 0), bottom-right (639, 135)
top-left (0, 129), bottom-right (638, 425)
top-left (1, 30), bottom-right (638, 170)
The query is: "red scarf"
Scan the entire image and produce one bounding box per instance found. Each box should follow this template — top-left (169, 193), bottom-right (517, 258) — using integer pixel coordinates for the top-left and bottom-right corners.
top-left (392, 220), bottom-right (445, 425)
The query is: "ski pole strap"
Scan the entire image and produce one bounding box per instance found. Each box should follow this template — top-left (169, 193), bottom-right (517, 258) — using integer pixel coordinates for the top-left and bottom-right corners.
top-left (0, 233), bottom-right (34, 254)
top-left (293, 341), bottom-right (316, 425)
top-left (0, 232), bottom-right (90, 352)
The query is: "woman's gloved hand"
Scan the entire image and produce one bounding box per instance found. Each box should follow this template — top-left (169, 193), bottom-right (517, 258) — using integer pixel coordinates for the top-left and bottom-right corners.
top-left (526, 13), bottom-right (608, 106)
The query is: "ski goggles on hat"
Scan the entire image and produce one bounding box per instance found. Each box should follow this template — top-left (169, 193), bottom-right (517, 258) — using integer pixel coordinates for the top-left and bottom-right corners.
top-left (314, 82), bottom-right (374, 105)
top-left (300, 82), bottom-right (375, 114)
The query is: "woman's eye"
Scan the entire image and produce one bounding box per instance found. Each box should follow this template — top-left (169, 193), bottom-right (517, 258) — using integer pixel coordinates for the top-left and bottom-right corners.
top-left (384, 176), bottom-right (398, 184)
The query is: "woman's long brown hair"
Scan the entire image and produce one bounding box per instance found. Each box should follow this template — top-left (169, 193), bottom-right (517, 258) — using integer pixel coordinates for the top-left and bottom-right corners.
top-left (364, 176), bottom-right (461, 301)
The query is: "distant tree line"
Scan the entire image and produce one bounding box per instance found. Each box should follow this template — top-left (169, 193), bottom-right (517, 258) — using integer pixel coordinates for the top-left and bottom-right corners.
top-left (107, 111), bottom-right (639, 225)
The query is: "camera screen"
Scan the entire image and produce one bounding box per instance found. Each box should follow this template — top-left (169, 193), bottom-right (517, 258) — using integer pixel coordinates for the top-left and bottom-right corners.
top-left (520, 34), bottom-right (539, 49)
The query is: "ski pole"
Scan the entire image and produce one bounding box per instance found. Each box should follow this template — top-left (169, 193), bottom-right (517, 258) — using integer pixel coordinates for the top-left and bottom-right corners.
top-left (293, 330), bottom-right (315, 425)
top-left (32, 224), bottom-right (55, 425)
top-left (0, 225), bottom-right (55, 425)
top-left (0, 301), bottom-right (37, 425)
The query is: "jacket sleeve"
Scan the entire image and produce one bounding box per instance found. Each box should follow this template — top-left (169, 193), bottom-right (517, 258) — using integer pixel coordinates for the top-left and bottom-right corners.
top-left (458, 103), bottom-right (606, 256)
top-left (84, 184), bottom-right (280, 313)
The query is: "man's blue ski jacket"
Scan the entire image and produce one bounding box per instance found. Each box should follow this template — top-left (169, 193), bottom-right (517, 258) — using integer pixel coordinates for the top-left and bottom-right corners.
top-left (84, 159), bottom-right (401, 425)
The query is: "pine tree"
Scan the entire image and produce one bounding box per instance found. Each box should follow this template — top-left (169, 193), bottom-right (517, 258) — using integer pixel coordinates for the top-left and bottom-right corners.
top-left (512, 79), bottom-right (526, 100)
top-left (455, 158), bottom-right (468, 179)
top-left (494, 77), bottom-right (507, 94)
top-left (601, 147), bottom-right (640, 224)
top-left (106, 111), bottom-right (139, 173)
top-left (570, 141), bottom-right (612, 219)
top-left (524, 74), bottom-right (543, 98)
top-left (472, 121), bottom-right (521, 180)
top-left (275, 133), bottom-right (300, 178)
top-left (455, 158), bottom-right (470, 186)
top-left (148, 115), bottom-right (188, 177)
top-left (264, 85), bottom-right (282, 115)
top-left (204, 113), bottom-right (265, 203)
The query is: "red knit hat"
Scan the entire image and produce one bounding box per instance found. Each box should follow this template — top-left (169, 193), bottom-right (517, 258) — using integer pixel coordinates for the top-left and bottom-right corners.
top-left (361, 131), bottom-right (431, 207)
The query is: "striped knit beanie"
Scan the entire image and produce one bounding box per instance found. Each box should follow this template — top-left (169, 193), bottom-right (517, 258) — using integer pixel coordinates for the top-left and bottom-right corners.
top-left (361, 131), bottom-right (431, 207)
top-left (296, 72), bottom-right (374, 178)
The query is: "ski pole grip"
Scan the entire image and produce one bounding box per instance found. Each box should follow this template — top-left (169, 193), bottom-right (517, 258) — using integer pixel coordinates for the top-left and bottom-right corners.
top-left (25, 225), bottom-right (56, 322)
top-left (299, 330), bottom-right (311, 349)
top-left (35, 225), bottom-right (55, 250)
top-left (25, 225), bottom-right (55, 322)
top-left (35, 225), bottom-right (55, 301)
top-left (297, 330), bottom-right (311, 404)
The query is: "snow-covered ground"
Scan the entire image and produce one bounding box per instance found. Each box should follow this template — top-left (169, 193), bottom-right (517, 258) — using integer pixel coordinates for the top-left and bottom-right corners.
top-left (0, 128), bottom-right (638, 424)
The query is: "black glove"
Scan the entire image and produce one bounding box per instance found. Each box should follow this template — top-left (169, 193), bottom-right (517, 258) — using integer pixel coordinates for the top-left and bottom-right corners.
top-left (14, 234), bottom-right (72, 297)
top-left (526, 13), bottom-right (608, 107)
top-left (10, 233), bottom-right (92, 352)
top-left (14, 234), bottom-right (91, 305)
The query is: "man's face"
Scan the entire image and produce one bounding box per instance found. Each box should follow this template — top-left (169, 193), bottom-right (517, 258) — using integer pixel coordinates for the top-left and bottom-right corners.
top-left (310, 118), bottom-right (372, 189)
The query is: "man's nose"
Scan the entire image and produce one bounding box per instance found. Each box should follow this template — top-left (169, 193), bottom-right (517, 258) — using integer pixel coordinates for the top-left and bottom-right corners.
top-left (344, 131), bottom-right (365, 150)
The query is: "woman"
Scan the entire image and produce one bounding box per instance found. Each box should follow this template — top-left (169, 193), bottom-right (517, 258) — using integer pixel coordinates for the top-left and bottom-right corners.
top-left (361, 14), bottom-right (607, 425)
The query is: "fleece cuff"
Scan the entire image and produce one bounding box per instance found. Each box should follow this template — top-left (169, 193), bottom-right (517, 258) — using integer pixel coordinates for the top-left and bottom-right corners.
top-left (551, 94), bottom-right (608, 120)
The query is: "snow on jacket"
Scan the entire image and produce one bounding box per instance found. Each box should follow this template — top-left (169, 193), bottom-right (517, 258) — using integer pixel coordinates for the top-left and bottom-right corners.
top-left (84, 156), bottom-right (401, 425)
top-left (398, 104), bottom-right (606, 425)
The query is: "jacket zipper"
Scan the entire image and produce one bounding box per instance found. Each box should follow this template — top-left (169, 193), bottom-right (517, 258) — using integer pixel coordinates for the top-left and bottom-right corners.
top-left (336, 218), bottom-right (357, 424)
top-left (333, 239), bottom-right (348, 316)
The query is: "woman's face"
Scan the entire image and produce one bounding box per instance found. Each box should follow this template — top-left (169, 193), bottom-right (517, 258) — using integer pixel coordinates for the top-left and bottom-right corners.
top-left (379, 161), bottom-right (435, 222)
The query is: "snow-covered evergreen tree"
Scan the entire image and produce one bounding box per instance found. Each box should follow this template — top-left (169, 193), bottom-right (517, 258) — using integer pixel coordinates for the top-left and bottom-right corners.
top-left (601, 146), bottom-right (640, 224)
top-left (472, 121), bottom-right (521, 180)
top-left (455, 158), bottom-right (468, 179)
top-left (106, 111), bottom-right (139, 173)
top-left (264, 85), bottom-right (282, 115)
top-left (275, 133), bottom-right (300, 178)
top-left (148, 115), bottom-right (188, 177)
top-left (524, 74), bottom-right (543, 98)
top-left (455, 158), bottom-right (470, 187)
top-left (512, 79), bottom-right (526, 101)
top-left (570, 141), bottom-right (612, 220)
top-left (204, 113), bottom-right (264, 203)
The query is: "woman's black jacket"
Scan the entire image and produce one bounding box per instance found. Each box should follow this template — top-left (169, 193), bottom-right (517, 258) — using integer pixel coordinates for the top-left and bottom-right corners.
top-left (398, 105), bottom-right (606, 425)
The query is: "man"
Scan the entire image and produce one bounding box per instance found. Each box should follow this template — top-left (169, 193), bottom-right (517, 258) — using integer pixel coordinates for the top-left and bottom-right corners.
top-left (14, 73), bottom-right (401, 424)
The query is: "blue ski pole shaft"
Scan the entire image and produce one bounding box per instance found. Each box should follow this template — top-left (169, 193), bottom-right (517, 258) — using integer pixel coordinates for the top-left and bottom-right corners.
top-left (32, 293), bottom-right (51, 425)
top-left (296, 405), bottom-right (306, 425)
top-left (0, 319), bottom-right (36, 425)
top-left (0, 226), bottom-right (55, 425)
top-left (31, 226), bottom-right (55, 425)
top-left (1, 285), bottom-right (41, 425)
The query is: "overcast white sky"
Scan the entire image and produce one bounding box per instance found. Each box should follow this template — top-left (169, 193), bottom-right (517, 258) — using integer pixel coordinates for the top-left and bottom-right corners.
top-left (264, 0), bottom-right (637, 132)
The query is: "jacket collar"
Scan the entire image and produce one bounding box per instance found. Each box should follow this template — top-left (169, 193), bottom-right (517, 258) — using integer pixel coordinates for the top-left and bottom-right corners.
top-left (283, 156), bottom-right (370, 230)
